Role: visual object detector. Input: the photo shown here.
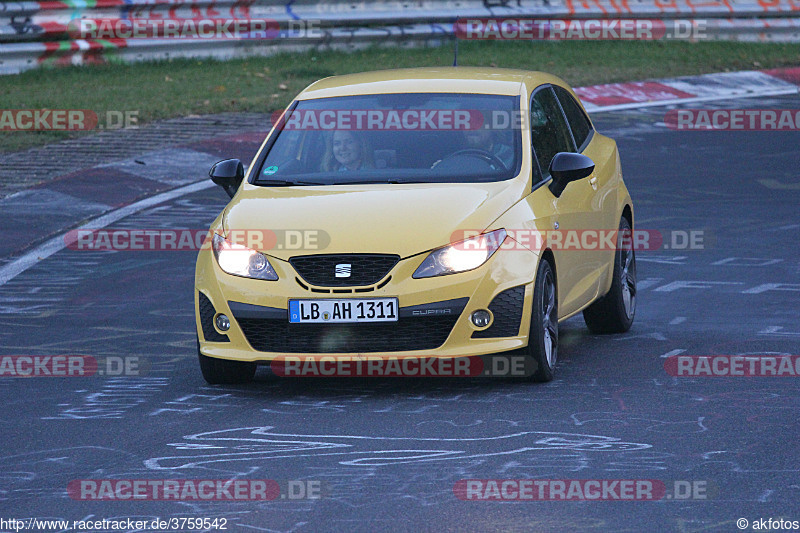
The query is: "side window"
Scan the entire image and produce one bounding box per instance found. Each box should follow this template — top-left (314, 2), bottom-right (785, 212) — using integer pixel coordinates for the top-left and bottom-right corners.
top-left (554, 86), bottom-right (593, 150)
top-left (265, 129), bottom-right (302, 166)
top-left (530, 87), bottom-right (575, 179)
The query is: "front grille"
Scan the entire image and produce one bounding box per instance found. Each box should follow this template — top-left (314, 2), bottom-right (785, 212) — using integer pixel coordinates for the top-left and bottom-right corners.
top-left (472, 285), bottom-right (526, 338)
top-left (235, 315), bottom-right (459, 353)
top-left (294, 276), bottom-right (391, 294)
top-left (289, 254), bottom-right (399, 287)
top-left (198, 292), bottom-right (229, 342)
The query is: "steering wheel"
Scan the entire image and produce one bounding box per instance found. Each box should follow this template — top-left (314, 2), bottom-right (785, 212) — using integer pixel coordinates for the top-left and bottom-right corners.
top-left (433, 148), bottom-right (507, 171)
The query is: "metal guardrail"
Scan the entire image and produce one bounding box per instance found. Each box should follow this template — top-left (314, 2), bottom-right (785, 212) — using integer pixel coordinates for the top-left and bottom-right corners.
top-left (1, 0), bottom-right (799, 74)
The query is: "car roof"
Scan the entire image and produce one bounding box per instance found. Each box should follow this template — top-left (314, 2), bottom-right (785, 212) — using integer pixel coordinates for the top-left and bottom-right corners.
top-left (297, 67), bottom-right (569, 99)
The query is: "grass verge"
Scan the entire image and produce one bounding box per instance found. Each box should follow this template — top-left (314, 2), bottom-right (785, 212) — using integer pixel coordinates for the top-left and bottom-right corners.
top-left (3, 40), bottom-right (799, 152)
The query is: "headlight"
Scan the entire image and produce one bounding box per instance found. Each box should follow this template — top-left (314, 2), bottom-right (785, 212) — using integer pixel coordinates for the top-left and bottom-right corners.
top-left (212, 233), bottom-right (278, 281)
top-left (413, 229), bottom-right (507, 279)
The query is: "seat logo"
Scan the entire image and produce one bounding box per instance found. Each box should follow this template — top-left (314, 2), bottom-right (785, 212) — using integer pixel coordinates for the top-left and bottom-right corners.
top-left (335, 263), bottom-right (351, 278)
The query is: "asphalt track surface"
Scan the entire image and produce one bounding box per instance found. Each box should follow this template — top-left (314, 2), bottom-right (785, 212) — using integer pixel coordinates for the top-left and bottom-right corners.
top-left (1, 94), bottom-right (799, 532)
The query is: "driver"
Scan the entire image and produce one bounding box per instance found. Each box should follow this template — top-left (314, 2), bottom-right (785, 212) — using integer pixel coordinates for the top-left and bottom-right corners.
top-left (321, 130), bottom-right (375, 172)
top-left (463, 128), bottom-right (514, 169)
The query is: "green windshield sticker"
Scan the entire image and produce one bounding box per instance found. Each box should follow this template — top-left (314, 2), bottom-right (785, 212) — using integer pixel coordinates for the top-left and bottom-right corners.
top-left (263, 166), bottom-right (278, 175)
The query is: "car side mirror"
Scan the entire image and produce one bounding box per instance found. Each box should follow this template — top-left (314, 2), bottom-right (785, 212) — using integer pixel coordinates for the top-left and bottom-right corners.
top-left (209, 159), bottom-right (245, 199)
top-left (548, 152), bottom-right (595, 197)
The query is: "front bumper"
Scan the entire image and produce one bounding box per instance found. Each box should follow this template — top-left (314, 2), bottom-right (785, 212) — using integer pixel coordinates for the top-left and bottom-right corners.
top-left (195, 243), bottom-right (539, 362)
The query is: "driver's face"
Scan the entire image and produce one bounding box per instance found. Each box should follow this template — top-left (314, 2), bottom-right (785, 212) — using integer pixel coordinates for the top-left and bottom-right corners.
top-left (464, 129), bottom-right (492, 148)
top-left (333, 131), bottom-right (362, 168)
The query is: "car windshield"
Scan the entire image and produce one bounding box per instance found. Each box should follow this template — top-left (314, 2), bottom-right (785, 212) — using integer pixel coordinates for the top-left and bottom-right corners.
top-left (255, 93), bottom-right (521, 185)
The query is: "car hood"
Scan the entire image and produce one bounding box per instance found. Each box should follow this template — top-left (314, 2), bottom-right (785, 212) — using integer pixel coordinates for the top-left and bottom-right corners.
top-left (223, 181), bottom-right (526, 260)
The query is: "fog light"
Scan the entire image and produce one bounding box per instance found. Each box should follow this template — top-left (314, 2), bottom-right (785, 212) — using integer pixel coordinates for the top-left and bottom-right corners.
top-left (215, 314), bottom-right (231, 331)
top-left (471, 310), bottom-right (492, 328)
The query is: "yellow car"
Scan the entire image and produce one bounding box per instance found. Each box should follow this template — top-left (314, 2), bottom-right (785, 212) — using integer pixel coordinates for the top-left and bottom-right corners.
top-left (195, 67), bottom-right (635, 384)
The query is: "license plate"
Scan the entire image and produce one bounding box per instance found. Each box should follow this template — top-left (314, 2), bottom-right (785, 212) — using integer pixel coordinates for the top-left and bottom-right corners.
top-left (288, 298), bottom-right (399, 324)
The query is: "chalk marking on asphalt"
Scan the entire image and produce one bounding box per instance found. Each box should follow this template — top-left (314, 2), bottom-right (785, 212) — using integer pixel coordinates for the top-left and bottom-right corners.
top-left (636, 277), bottom-right (664, 291)
top-left (758, 178), bottom-right (800, 190)
top-left (0, 180), bottom-right (215, 287)
top-left (637, 256), bottom-right (688, 265)
top-left (588, 87), bottom-right (799, 113)
top-left (770, 223), bottom-right (800, 231)
top-left (759, 326), bottom-right (800, 337)
top-left (669, 316), bottom-right (687, 325)
top-left (660, 349), bottom-right (686, 359)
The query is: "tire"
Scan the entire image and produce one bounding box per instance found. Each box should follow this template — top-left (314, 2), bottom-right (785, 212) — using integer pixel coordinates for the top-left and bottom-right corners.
top-left (526, 257), bottom-right (558, 382)
top-left (197, 337), bottom-right (257, 384)
top-left (582, 216), bottom-right (636, 334)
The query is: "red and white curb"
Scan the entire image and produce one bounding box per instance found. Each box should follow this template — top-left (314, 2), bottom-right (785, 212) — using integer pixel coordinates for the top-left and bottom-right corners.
top-left (577, 67), bottom-right (800, 113)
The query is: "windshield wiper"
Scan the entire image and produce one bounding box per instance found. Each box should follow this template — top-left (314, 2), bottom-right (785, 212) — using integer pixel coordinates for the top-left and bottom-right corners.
top-left (337, 179), bottom-right (426, 185)
top-left (256, 179), bottom-right (326, 186)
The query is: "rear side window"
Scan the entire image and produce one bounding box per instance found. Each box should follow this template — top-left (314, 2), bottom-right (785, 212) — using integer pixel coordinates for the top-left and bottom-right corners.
top-left (530, 87), bottom-right (575, 178)
top-left (554, 86), bottom-right (593, 150)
